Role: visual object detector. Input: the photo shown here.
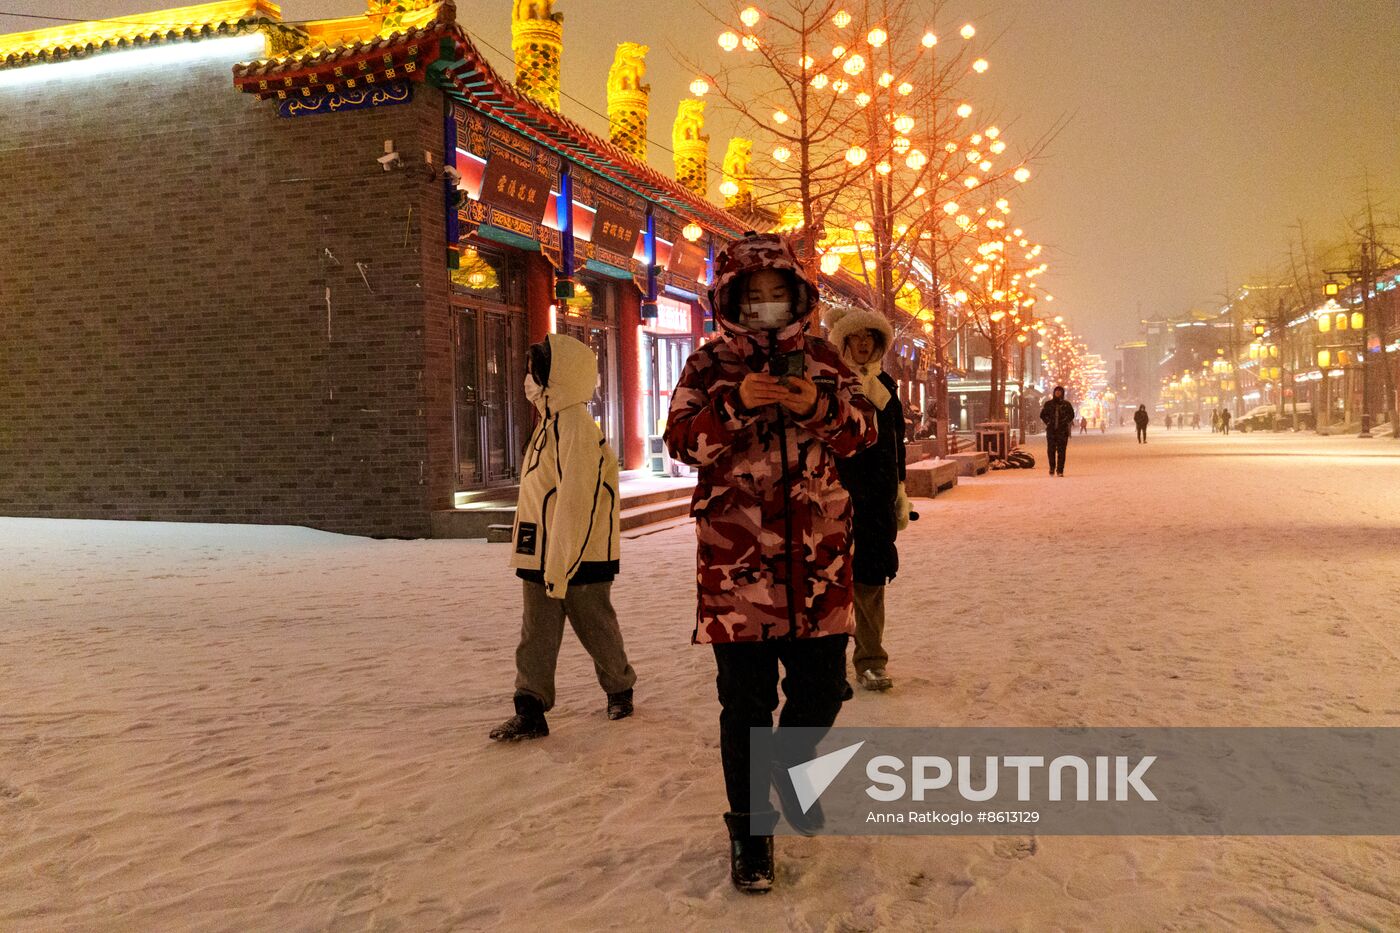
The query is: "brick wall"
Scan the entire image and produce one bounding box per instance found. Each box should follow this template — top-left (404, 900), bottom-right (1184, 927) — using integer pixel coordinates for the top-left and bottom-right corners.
top-left (0, 40), bottom-right (454, 537)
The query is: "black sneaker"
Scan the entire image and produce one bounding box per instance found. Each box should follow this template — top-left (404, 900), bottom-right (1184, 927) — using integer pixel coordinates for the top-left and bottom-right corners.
top-left (606, 688), bottom-right (634, 721)
top-left (489, 694), bottom-right (548, 741)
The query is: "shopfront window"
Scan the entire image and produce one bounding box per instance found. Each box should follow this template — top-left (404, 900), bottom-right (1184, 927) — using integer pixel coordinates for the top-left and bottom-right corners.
top-left (559, 277), bottom-right (621, 458)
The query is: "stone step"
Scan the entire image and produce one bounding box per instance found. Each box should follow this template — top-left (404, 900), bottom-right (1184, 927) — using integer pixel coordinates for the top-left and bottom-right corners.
top-left (948, 451), bottom-right (990, 475)
top-left (619, 496), bottom-right (691, 532)
top-left (904, 458), bottom-right (959, 498)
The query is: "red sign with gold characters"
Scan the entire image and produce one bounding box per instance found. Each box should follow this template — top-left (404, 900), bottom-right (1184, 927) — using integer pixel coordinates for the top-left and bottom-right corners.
top-left (479, 145), bottom-right (551, 223)
top-left (592, 199), bottom-right (642, 257)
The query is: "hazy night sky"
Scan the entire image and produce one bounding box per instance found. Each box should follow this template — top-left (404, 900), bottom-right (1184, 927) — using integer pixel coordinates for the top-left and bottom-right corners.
top-left (6, 1), bottom-right (1398, 355)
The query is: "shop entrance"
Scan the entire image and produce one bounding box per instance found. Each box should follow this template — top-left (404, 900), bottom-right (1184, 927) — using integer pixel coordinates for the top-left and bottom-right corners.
top-left (452, 244), bottom-right (528, 492)
top-left (643, 333), bottom-right (693, 439)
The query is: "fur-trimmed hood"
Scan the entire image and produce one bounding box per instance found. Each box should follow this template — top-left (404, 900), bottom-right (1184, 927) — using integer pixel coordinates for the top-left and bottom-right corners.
top-left (823, 306), bottom-right (895, 362)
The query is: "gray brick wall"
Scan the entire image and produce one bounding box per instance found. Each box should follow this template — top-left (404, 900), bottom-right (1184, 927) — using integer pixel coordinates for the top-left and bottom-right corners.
top-left (0, 41), bottom-right (454, 537)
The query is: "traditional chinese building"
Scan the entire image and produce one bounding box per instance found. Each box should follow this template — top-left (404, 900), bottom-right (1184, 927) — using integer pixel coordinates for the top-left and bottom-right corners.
top-left (1, 0), bottom-right (754, 536)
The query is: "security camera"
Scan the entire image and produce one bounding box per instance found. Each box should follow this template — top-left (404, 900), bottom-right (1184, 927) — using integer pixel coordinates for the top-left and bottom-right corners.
top-left (377, 139), bottom-right (401, 171)
top-left (443, 165), bottom-right (463, 187)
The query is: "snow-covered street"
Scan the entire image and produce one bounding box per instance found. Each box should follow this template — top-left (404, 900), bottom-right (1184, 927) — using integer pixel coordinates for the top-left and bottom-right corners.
top-left (3, 430), bottom-right (1400, 932)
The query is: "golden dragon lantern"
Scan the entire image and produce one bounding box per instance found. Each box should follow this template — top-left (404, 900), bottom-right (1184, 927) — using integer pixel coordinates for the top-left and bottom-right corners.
top-left (672, 99), bottom-right (708, 196)
top-left (607, 42), bottom-right (650, 159)
top-left (511, 0), bottom-right (564, 110)
top-left (721, 137), bottom-right (754, 213)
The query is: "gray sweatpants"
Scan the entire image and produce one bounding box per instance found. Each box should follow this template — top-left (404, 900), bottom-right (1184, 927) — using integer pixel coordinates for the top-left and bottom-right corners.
top-left (514, 580), bottom-right (637, 711)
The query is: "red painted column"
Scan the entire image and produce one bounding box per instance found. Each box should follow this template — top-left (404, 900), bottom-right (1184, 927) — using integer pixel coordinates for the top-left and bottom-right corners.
top-left (618, 285), bottom-right (645, 470)
top-left (523, 251), bottom-right (554, 346)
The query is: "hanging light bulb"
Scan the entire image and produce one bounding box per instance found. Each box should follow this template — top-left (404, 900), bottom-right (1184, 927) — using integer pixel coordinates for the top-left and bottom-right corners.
top-left (868, 27), bottom-right (888, 47)
top-left (739, 6), bottom-right (761, 27)
top-left (966, 150), bottom-right (981, 162)
top-left (964, 176), bottom-right (980, 188)
top-left (1014, 166), bottom-right (1031, 182)
top-left (990, 140), bottom-right (1006, 154)
top-left (820, 251), bottom-right (842, 275)
top-left (689, 77), bottom-right (710, 96)
top-left (741, 34), bottom-right (759, 51)
top-left (922, 31), bottom-right (937, 47)
top-left (893, 136), bottom-right (911, 154)
top-left (986, 126), bottom-right (1000, 138)
top-left (943, 201), bottom-right (959, 215)
top-left (875, 161), bottom-right (892, 174)
top-left (718, 31), bottom-right (740, 51)
top-left (833, 8), bottom-right (852, 28)
top-left (853, 220), bottom-right (872, 232)
top-left (811, 73), bottom-right (829, 89)
top-left (996, 198), bottom-right (1010, 211)
top-left (682, 222), bottom-right (703, 242)
top-left (842, 53), bottom-right (866, 75)
top-left (875, 71), bottom-right (893, 88)
top-left (979, 160), bottom-right (992, 172)
top-left (719, 180), bottom-right (739, 197)
top-left (914, 186), bottom-right (926, 196)
top-left (972, 58), bottom-right (989, 73)
top-left (772, 109), bottom-right (788, 124)
top-left (832, 45), bottom-right (846, 57)
top-left (944, 141), bottom-right (958, 153)
top-left (957, 103), bottom-right (973, 118)
top-left (893, 114), bottom-right (915, 134)
top-left (906, 149), bottom-right (928, 170)
top-left (955, 215), bottom-right (971, 228)
top-left (897, 81), bottom-right (914, 95)
top-left (799, 54), bottom-right (814, 69)
top-left (855, 91), bottom-right (872, 107)
top-left (960, 23), bottom-right (976, 39)
top-left (773, 145), bottom-right (792, 162)
top-left (846, 145), bottom-right (868, 165)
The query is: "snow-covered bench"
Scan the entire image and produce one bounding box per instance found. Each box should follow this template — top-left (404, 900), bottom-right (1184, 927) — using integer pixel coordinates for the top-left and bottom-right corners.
top-left (904, 458), bottom-right (959, 498)
top-left (948, 451), bottom-right (989, 476)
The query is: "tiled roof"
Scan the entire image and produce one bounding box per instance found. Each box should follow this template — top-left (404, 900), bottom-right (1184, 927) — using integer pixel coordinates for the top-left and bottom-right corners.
top-left (0, 0), bottom-right (283, 71)
top-left (429, 26), bottom-right (749, 239)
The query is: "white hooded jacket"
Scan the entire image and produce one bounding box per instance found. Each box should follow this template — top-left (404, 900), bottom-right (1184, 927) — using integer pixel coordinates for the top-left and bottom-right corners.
top-left (509, 333), bottom-right (621, 599)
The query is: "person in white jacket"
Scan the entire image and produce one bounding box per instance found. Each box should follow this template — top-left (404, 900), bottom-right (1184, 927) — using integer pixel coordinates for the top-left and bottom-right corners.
top-left (489, 333), bottom-right (637, 741)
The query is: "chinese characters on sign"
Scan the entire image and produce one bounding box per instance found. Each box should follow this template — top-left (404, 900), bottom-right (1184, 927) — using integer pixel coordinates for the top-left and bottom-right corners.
top-left (592, 200), bottom-right (642, 256)
top-left (479, 145), bottom-right (550, 224)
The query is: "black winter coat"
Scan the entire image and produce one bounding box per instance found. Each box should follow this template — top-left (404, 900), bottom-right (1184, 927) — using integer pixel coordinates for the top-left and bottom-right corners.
top-left (837, 372), bottom-right (905, 586)
top-left (1133, 410), bottom-right (1149, 428)
top-left (1040, 397), bottom-right (1076, 437)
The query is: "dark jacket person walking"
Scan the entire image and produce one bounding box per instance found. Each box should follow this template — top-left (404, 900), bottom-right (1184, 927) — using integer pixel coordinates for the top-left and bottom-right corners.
top-left (663, 233), bottom-right (877, 894)
top-left (1134, 405), bottom-right (1149, 444)
top-left (826, 306), bottom-right (910, 694)
top-left (1040, 386), bottom-right (1075, 476)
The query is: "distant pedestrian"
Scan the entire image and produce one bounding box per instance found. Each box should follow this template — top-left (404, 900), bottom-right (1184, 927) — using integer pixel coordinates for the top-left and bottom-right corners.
top-left (1165, 413), bottom-right (1173, 430)
top-left (1040, 386), bottom-right (1075, 476)
top-left (1078, 415), bottom-right (1088, 435)
top-left (663, 233), bottom-right (877, 894)
top-left (1134, 405), bottom-right (1149, 443)
top-left (1191, 412), bottom-right (1201, 430)
top-left (491, 333), bottom-right (637, 742)
top-left (827, 305), bottom-right (911, 696)
top-left (1220, 408), bottom-right (1231, 435)
top-left (1211, 409), bottom-right (1220, 433)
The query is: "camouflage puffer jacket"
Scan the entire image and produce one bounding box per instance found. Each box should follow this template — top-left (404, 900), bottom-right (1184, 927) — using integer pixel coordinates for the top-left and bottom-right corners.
top-left (663, 234), bottom-right (877, 644)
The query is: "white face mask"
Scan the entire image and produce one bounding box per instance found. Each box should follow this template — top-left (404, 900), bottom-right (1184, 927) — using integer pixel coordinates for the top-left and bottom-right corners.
top-left (741, 301), bottom-right (791, 330)
top-left (524, 374), bottom-right (545, 403)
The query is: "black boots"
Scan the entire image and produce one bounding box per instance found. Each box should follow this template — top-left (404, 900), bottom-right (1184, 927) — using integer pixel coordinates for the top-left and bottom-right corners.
top-left (488, 694), bottom-right (549, 741)
top-left (606, 688), bottom-right (634, 721)
top-left (723, 811), bottom-right (777, 894)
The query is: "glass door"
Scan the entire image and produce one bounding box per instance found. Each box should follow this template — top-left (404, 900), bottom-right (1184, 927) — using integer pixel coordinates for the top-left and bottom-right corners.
top-left (454, 307), bottom-right (482, 489)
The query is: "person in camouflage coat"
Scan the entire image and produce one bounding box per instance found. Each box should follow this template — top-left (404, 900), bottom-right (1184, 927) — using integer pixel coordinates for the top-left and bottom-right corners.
top-left (663, 233), bottom-right (877, 894)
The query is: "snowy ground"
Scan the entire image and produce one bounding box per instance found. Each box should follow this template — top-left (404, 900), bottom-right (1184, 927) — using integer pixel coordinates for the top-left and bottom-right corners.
top-left (3, 429), bottom-right (1400, 932)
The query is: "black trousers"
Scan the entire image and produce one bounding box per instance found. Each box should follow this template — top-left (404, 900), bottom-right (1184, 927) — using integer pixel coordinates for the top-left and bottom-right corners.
top-left (1046, 432), bottom-right (1069, 473)
top-left (1136, 426), bottom-right (1147, 443)
top-left (713, 633), bottom-right (849, 814)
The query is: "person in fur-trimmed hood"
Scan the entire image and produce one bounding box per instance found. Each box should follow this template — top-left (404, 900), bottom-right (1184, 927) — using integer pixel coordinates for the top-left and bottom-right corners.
top-left (825, 305), bottom-right (910, 694)
top-left (663, 233), bottom-right (877, 894)
top-left (489, 333), bottom-right (637, 742)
